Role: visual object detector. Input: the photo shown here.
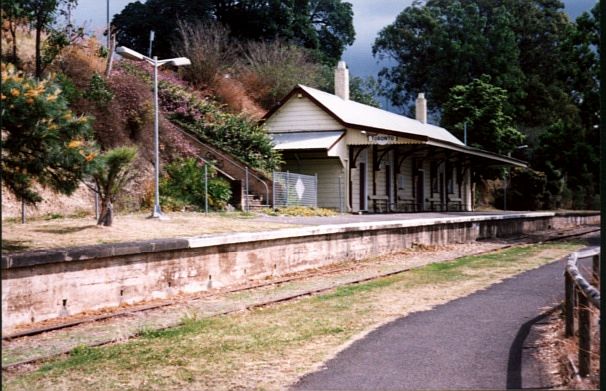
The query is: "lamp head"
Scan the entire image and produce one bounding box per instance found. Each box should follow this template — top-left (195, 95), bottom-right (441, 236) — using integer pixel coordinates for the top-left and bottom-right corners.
top-left (167, 57), bottom-right (191, 67)
top-left (116, 46), bottom-right (145, 61)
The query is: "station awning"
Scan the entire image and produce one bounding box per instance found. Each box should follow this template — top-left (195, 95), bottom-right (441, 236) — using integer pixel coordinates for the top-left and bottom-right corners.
top-left (271, 131), bottom-right (345, 151)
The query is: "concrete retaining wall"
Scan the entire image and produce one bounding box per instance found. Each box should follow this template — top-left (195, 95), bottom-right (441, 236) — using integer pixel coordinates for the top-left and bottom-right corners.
top-left (1, 212), bottom-right (599, 333)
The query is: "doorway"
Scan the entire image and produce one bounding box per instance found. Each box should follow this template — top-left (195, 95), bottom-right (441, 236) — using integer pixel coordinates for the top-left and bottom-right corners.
top-left (359, 162), bottom-right (367, 211)
top-left (415, 170), bottom-right (424, 211)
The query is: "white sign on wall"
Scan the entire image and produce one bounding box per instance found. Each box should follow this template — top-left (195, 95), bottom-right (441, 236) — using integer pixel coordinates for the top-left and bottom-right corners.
top-left (368, 135), bottom-right (398, 145)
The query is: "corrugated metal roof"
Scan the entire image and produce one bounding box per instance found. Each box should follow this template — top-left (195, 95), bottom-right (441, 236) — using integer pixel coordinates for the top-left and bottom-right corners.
top-left (298, 85), bottom-right (464, 146)
top-left (271, 131), bottom-right (344, 150)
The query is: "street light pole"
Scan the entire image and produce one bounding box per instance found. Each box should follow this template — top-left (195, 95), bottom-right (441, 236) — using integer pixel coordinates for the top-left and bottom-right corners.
top-left (106, 0), bottom-right (110, 49)
top-left (115, 46), bottom-right (190, 220)
top-left (151, 56), bottom-right (164, 218)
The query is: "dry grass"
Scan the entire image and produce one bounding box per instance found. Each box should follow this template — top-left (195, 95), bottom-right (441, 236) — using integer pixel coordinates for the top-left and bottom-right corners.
top-left (2, 242), bottom-right (584, 390)
top-left (1, 212), bottom-right (297, 252)
top-left (534, 305), bottom-right (600, 389)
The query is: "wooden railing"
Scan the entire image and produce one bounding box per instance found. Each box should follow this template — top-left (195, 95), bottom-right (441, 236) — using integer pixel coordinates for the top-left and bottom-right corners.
top-left (564, 248), bottom-right (600, 378)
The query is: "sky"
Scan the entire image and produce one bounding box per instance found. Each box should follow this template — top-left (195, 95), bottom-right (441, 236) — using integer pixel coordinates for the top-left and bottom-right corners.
top-left (72, 0), bottom-right (597, 80)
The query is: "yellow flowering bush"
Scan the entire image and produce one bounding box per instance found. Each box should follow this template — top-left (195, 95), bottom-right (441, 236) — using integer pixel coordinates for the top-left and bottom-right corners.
top-left (1, 63), bottom-right (97, 204)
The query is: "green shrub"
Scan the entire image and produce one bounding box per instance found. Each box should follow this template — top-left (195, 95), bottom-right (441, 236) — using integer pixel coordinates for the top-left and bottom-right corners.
top-left (160, 158), bottom-right (232, 211)
top-left (84, 73), bottom-right (114, 107)
top-left (1, 62), bottom-right (96, 204)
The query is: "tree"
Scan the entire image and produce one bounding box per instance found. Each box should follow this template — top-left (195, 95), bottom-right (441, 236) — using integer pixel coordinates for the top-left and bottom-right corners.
top-left (349, 76), bottom-right (382, 108)
top-left (527, 4), bottom-right (600, 209)
top-left (112, 0), bottom-right (355, 65)
top-left (88, 146), bottom-right (138, 226)
top-left (1, 62), bottom-right (96, 204)
top-left (372, 0), bottom-right (569, 122)
top-left (291, 0), bottom-right (356, 64)
top-left (1, 0), bottom-right (26, 63)
top-left (22, 0), bottom-right (78, 78)
top-left (112, 0), bottom-right (214, 59)
top-left (373, 0), bottom-right (599, 210)
top-left (441, 76), bottom-right (524, 154)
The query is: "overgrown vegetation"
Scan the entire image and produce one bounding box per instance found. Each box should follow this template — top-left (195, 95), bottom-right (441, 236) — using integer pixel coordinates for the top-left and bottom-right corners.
top-left (175, 21), bottom-right (236, 89)
top-left (158, 80), bottom-right (282, 174)
top-left (159, 158), bottom-right (232, 212)
top-left (238, 39), bottom-right (331, 109)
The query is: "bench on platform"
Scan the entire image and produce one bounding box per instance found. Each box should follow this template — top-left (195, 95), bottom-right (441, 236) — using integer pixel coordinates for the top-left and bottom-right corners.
top-left (396, 197), bottom-right (417, 212)
top-left (368, 195), bottom-right (389, 213)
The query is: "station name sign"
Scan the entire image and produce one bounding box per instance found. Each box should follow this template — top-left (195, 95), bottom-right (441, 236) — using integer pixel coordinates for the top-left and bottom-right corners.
top-left (368, 134), bottom-right (398, 145)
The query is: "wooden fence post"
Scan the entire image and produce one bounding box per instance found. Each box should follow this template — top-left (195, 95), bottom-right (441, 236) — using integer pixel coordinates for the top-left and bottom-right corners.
top-left (577, 291), bottom-right (591, 377)
top-left (592, 254), bottom-right (599, 288)
top-left (564, 271), bottom-right (575, 337)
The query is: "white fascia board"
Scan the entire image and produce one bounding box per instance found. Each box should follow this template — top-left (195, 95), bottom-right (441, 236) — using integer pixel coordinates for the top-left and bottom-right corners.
top-left (426, 140), bottom-right (527, 167)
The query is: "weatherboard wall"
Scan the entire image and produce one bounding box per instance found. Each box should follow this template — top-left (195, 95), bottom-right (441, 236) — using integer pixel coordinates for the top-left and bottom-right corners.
top-left (282, 158), bottom-right (345, 210)
top-left (264, 96), bottom-right (341, 132)
top-left (0, 212), bottom-right (599, 334)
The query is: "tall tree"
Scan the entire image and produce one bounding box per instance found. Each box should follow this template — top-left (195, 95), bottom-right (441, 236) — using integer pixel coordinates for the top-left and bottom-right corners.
top-left (506, 0), bottom-right (571, 127)
top-left (529, 4), bottom-right (600, 209)
top-left (112, 0), bottom-right (355, 65)
top-left (441, 75), bottom-right (524, 154)
top-left (373, 0), bottom-right (523, 112)
top-left (1, 0), bottom-right (26, 63)
top-left (372, 0), bottom-right (571, 124)
top-left (112, 0), bottom-right (213, 59)
top-left (23, 0), bottom-right (77, 78)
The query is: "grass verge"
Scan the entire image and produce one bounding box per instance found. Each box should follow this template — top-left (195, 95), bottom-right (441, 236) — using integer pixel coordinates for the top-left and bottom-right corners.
top-left (2, 241), bottom-right (585, 390)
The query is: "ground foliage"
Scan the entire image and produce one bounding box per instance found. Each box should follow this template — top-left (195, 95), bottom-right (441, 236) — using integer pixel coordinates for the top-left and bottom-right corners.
top-left (373, 0), bottom-right (599, 209)
top-left (160, 158), bottom-right (232, 211)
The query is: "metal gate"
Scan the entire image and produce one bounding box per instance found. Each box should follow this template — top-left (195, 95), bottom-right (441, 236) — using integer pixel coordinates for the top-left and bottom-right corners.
top-left (272, 171), bottom-right (317, 208)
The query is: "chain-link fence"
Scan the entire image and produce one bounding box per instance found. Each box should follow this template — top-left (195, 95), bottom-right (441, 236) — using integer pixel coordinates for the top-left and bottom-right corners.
top-left (272, 171), bottom-right (317, 208)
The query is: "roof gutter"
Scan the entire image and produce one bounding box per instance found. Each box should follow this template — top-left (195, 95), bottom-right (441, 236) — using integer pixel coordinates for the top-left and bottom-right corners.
top-left (426, 139), bottom-right (527, 167)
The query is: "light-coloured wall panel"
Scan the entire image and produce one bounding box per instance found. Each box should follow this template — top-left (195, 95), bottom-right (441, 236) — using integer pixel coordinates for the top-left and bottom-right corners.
top-left (265, 97), bottom-right (341, 132)
top-left (282, 158), bottom-right (345, 210)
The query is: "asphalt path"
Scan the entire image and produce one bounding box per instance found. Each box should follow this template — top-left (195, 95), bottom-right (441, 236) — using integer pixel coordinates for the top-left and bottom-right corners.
top-left (294, 238), bottom-right (598, 390)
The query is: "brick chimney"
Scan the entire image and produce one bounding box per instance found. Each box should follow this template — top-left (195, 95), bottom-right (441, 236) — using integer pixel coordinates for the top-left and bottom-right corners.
top-left (334, 61), bottom-right (349, 100)
top-left (416, 93), bottom-right (427, 124)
